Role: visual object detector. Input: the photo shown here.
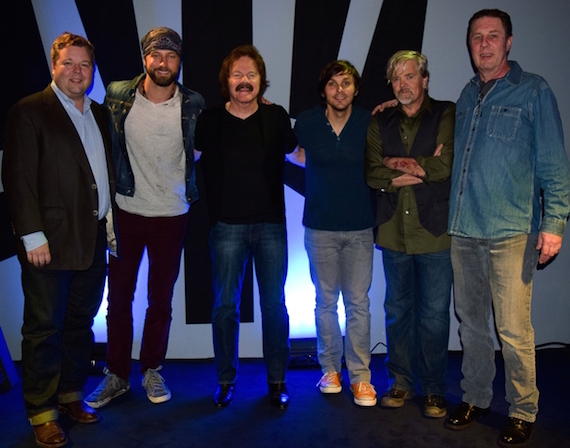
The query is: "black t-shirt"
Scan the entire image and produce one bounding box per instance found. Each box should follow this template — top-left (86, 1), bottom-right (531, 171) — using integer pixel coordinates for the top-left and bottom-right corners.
top-left (218, 110), bottom-right (277, 223)
top-left (194, 103), bottom-right (298, 225)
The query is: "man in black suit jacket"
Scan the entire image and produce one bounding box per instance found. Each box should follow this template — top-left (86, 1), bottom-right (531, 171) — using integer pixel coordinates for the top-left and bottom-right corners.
top-left (2, 32), bottom-right (115, 448)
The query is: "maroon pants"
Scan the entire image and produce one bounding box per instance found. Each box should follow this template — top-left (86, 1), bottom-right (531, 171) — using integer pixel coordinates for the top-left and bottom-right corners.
top-left (106, 208), bottom-right (189, 379)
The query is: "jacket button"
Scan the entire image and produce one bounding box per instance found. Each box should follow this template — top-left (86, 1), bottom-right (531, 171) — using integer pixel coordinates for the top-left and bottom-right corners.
top-left (91, 183), bottom-right (97, 190)
top-left (92, 210), bottom-right (98, 216)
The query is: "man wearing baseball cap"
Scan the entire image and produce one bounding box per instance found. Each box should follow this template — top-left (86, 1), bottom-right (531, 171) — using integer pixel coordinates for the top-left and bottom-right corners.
top-left (85, 27), bottom-right (204, 408)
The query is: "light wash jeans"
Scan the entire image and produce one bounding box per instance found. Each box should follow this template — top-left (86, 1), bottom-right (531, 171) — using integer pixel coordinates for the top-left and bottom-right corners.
top-left (304, 227), bottom-right (373, 384)
top-left (382, 248), bottom-right (453, 396)
top-left (210, 222), bottom-right (290, 385)
top-left (451, 234), bottom-right (539, 422)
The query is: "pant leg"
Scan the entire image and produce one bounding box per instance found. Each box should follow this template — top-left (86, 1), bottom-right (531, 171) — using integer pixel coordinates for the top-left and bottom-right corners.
top-left (414, 249), bottom-right (453, 396)
top-left (338, 228), bottom-right (373, 384)
top-left (304, 228), bottom-right (344, 375)
top-left (139, 213), bottom-right (189, 373)
top-left (489, 233), bottom-right (539, 422)
top-left (21, 224), bottom-right (107, 424)
top-left (59, 224), bottom-right (108, 397)
top-left (210, 222), bottom-right (250, 384)
top-left (451, 236), bottom-right (495, 409)
top-left (381, 248), bottom-right (416, 392)
top-left (106, 208), bottom-right (147, 380)
top-left (253, 222), bottom-right (290, 384)
top-left (21, 267), bottom-right (70, 424)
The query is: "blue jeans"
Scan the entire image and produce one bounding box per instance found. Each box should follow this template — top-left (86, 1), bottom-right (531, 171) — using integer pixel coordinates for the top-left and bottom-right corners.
top-left (305, 228), bottom-right (373, 384)
top-left (382, 248), bottom-right (452, 396)
top-left (210, 222), bottom-right (290, 384)
top-left (451, 234), bottom-right (539, 422)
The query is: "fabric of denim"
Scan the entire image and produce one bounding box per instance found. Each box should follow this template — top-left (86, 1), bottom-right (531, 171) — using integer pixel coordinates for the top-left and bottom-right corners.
top-left (105, 73), bottom-right (204, 204)
top-left (304, 228), bottom-right (373, 384)
top-left (381, 248), bottom-right (452, 396)
top-left (451, 234), bottom-right (540, 422)
top-left (210, 222), bottom-right (290, 384)
top-left (106, 209), bottom-right (189, 379)
top-left (21, 225), bottom-right (107, 425)
top-left (449, 61), bottom-right (570, 239)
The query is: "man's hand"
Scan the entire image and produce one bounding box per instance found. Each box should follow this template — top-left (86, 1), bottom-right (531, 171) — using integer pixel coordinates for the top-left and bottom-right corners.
top-left (383, 157), bottom-right (426, 178)
top-left (285, 145), bottom-right (306, 167)
top-left (372, 99), bottom-right (398, 115)
top-left (536, 231), bottom-right (563, 264)
top-left (392, 173), bottom-right (423, 188)
top-left (433, 143), bottom-right (443, 157)
top-left (27, 243), bottom-right (51, 267)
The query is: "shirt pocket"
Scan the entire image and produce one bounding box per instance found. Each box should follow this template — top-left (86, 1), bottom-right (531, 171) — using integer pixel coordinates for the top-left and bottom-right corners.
top-left (487, 106), bottom-right (521, 141)
top-left (454, 107), bottom-right (470, 140)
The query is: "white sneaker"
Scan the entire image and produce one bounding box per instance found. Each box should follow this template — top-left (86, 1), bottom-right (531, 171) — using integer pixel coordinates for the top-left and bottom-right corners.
top-left (85, 367), bottom-right (130, 408)
top-left (142, 366), bottom-right (171, 404)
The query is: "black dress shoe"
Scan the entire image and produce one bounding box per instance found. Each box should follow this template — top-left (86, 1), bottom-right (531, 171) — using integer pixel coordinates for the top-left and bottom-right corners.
top-left (213, 384), bottom-right (235, 407)
top-left (268, 383), bottom-right (289, 409)
top-left (444, 401), bottom-right (490, 430)
top-left (498, 417), bottom-right (534, 447)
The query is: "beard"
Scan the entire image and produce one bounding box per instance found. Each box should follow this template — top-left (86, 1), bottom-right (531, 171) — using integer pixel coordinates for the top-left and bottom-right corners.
top-left (327, 98), bottom-right (351, 112)
top-left (147, 67), bottom-right (178, 87)
top-left (396, 89), bottom-right (415, 105)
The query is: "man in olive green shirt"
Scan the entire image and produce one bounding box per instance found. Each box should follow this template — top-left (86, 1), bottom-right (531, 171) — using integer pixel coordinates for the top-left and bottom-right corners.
top-left (365, 50), bottom-right (454, 419)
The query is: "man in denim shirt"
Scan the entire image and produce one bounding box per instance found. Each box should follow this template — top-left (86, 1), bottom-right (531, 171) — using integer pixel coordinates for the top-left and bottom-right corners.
top-left (445, 9), bottom-right (570, 447)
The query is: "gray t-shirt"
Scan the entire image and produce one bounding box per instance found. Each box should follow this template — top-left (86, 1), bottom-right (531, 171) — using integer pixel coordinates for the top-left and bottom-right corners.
top-left (116, 87), bottom-right (188, 217)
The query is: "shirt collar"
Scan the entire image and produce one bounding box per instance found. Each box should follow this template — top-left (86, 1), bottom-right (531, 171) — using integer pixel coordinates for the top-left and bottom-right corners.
top-left (393, 93), bottom-right (432, 118)
top-left (50, 80), bottom-right (91, 114)
top-left (470, 60), bottom-right (522, 88)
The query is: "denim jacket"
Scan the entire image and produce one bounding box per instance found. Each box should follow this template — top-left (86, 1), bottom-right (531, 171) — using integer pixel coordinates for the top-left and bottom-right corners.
top-left (448, 61), bottom-right (570, 239)
top-left (105, 73), bottom-right (204, 204)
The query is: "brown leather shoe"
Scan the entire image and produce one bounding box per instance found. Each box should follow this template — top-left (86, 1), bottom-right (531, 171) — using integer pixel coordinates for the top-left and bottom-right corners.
top-left (58, 400), bottom-right (100, 423)
top-left (33, 420), bottom-right (68, 448)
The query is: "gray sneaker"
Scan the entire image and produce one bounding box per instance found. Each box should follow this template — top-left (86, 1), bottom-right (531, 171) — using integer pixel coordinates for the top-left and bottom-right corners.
top-left (85, 367), bottom-right (130, 408)
top-left (142, 366), bottom-right (171, 404)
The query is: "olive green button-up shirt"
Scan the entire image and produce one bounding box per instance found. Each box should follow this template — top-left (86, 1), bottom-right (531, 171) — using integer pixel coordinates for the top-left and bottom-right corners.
top-left (365, 95), bottom-right (455, 254)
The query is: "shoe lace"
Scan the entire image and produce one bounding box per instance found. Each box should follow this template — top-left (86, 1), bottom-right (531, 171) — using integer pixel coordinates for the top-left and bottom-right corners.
top-left (143, 366), bottom-right (166, 394)
top-left (355, 382), bottom-right (375, 396)
top-left (426, 395), bottom-right (444, 406)
top-left (317, 371), bottom-right (339, 387)
top-left (92, 367), bottom-right (123, 396)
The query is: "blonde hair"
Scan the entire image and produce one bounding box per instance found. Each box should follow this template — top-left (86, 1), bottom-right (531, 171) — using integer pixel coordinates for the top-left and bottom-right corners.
top-left (386, 50), bottom-right (429, 85)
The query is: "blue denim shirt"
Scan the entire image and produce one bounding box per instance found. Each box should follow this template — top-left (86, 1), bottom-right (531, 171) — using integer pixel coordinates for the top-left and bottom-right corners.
top-left (448, 61), bottom-right (570, 238)
top-left (105, 73), bottom-right (204, 204)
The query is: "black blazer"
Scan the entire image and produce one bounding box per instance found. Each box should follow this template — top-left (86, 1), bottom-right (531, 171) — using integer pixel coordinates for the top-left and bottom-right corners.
top-left (2, 85), bottom-right (116, 270)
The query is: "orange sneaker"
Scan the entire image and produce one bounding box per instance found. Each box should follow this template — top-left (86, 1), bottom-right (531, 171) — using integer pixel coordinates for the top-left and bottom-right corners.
top-left (350, 382), bottom-right (377, 406)
top-left (316, 371), bottom-right (342, 393)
